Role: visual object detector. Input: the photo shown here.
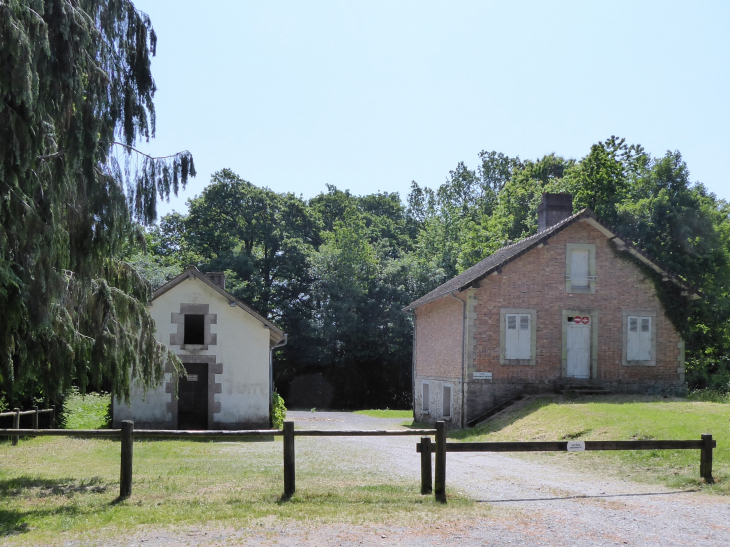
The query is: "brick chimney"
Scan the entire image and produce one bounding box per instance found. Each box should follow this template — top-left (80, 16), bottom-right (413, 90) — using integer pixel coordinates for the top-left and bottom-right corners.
top-left (205, 272), bottom-right (226, 290)
top-left (537, 193), bottom-right (573, 232)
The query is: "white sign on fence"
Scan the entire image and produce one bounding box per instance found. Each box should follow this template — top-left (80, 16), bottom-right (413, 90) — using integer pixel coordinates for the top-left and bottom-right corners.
top-left (566, 441), bottom-right (586, 452)
top-left (473, 372), bottom-right (492, 380)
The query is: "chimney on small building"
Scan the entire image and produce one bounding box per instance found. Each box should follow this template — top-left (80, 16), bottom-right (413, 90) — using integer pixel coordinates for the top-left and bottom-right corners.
top-left (205, 272), bottom-right (226, 290)
top-left (537, 193), bottom-right (573, 232)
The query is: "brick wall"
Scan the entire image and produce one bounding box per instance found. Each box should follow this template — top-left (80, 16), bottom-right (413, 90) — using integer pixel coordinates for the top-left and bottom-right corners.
top-left (414, 297), bottom-right (464, 380)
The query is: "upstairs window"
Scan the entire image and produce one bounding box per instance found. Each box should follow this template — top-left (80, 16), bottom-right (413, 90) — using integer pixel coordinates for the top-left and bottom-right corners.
top-left (505, 313), bottom-right (531, 360)
top-left (627, 316), bottom-right (652, 361)
top-left (570, 249), bottom-right (590, 288)
top-left (565, 243), bottom-right (596, 294)
top-left (184, 314), bottom-right (205, 345)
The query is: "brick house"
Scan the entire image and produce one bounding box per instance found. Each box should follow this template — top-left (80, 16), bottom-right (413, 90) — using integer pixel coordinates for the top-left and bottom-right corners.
top-left (404, 194), bottom-right (697, 428)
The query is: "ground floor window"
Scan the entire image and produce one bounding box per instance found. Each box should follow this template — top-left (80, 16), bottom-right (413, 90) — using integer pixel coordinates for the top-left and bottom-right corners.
top-left (442, 385), bottom-right (452, 418)
top-left (622, 310), bottom-right (657, 367)
top-left (422, 382), bottom-right (430, 413)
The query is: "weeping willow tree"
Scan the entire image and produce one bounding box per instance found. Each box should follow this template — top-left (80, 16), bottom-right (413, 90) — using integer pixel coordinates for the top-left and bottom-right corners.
top-left (0, 0), bottom-right (194, 405)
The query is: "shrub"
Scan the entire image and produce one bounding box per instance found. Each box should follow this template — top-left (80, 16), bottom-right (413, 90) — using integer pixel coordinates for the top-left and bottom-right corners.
top-left (272, 392), bottom-right (287, 429)
top-left (62, 388), bottom-right (112, 429)
top-left (687, 388), bottom-right (730, 403)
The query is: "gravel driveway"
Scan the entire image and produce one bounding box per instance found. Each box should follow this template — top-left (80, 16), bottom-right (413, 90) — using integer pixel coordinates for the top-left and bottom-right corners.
top-left (280, 411), bottom-right (730, 546)
top-left (119, 411), bottom-right (729, 546)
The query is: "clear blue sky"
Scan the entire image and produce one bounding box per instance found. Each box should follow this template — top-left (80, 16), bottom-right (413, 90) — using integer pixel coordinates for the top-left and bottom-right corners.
top-left (132, 0), bottom-right (730, 218)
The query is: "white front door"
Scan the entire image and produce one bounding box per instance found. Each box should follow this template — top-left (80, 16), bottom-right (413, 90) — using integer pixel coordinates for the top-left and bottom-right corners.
top-left (567, 318), bottom-right (591, 378)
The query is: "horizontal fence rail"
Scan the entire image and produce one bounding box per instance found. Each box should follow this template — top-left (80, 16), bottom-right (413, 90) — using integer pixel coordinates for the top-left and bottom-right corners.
top-left (293, 429), bottom-right (437, 437)
top-left (1, 420), bottom-right (717, 503)
top-left (0, 422), bottom-right (439, 499)
top-left (416, 440), bottom-right (710, 452)
top-left (417, 425), bottom-right (717, 502)
top-left (1, 406), bottom-right (56, 445)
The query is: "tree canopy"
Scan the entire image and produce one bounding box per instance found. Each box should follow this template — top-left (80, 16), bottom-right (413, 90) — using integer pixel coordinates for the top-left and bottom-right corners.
top-left (0, 0), bottom-right (193, 405)
top-left (139, 138), bottom-right (729, 408)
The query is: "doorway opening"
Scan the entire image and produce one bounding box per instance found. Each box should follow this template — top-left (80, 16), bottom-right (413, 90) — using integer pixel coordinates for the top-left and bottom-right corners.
top-left (178, 363), bottom-right (209, 430)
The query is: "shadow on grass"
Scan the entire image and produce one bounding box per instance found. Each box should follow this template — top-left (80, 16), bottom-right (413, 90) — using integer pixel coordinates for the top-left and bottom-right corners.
top-left (0, 476), bottom-right (110, 498)
top-left (0, 493), bottom-right (87, 537)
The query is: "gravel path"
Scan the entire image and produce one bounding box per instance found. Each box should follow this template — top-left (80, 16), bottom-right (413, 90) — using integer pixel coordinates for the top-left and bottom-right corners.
top-left (283, 411), bottom-right (730, 546)
top-left (118, 411), bottom-right (729, 546)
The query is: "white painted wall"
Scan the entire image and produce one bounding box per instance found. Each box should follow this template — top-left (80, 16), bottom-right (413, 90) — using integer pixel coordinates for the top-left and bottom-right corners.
top-left (114, 276), bottom-right (272, 427)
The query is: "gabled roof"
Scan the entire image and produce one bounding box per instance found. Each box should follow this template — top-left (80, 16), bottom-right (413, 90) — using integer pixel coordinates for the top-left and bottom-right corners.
top-left (404, 208), bottom-right (700, 311)
top-left (152, 266), bottom-right (285, 344)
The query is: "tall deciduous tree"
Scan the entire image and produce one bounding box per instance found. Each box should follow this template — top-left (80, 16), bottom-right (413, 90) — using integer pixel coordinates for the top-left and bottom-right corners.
top-left (0, 0), bottom-right (194, 404)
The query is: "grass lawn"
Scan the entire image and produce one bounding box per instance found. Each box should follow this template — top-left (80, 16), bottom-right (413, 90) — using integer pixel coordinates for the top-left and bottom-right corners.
top-left (353, 409), bottom-right (413, 419)
top-left (450, 395), bottom-right (730, 494)
top-left (61, 390), bottom-right (110, 430)
top-left (0, 435), bottom-right (475, 545)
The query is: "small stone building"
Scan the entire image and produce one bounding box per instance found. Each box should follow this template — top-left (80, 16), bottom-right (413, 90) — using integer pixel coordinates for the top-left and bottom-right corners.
top-left (404, 194), bottom-right (696, 428)
top-left (113, 266), bottom-right (286, 429)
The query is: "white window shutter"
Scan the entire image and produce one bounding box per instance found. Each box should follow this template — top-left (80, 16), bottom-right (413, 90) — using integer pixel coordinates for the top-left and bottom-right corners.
top-left (518, 314), bottom-right (531, 359)
top-left (571, 250), bottom-right (590, 288)
top-left (442, 386), bottom-right (451, 417)
top-left (638, 317), bottom-right (651, 360)
top-left (627, 316), bottom-right (639, 360)
top-left (505, 314), bottom-right (519, 359)
top-left (627, 316), bottom-right (651, 361)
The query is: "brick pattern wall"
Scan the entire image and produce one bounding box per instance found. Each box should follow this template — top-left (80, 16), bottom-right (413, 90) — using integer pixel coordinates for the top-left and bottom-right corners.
top-left (414, 297), bottom-right (464, 380)
top-left (414, 219), bottom-right (686, 424)
top-left (468, 220), bottom-right (682, 384)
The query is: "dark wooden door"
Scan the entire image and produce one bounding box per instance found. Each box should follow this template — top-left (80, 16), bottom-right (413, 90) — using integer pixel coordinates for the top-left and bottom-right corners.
top-left (178, 363), bottom-right (208, 430)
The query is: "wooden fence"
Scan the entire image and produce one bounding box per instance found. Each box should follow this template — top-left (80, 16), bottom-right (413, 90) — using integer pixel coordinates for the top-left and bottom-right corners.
top-left (0, 406), bottom-right (56, 446)
top-left (417, 422), bottom-right (717, 502)
top-left (0, 421), bottom-right (437, 499)
top-left (0, 420), bottom-right (717, 502)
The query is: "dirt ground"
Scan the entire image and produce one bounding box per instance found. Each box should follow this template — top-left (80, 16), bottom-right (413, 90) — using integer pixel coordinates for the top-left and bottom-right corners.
top-left (111, 411), bottom-right (729, 547)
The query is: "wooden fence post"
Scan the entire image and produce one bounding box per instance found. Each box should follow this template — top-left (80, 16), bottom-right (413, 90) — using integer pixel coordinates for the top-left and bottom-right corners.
top-left (119, 420), bottom-right (134, 498)
top-left (32, 406), bottom-right (39, 431)
top-left (12, 408), bottom-right (20, 446)
top-left (420, 436), bottom-right (432, 494)
top-left (701, 433), bottom-right (714, 484)
top-left (435, 421), bottom-right (446, 503)
top-left (283, 421), bottom-right (295, 498)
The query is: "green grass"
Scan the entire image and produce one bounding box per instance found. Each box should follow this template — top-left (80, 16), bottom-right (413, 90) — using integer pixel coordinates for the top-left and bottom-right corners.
top-left (451, 395), bottom-right (730, 494)
top-left (353, 409), bottom-right (413, 418)
top-left (0, 436), bottom-right (476, 545)
top-left (62, 390), bottom-right (111, 430)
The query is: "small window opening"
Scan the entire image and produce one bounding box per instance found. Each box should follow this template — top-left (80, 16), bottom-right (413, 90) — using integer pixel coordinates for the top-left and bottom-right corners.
top-left (629, 317), bottom-right (638, 332)
top-left (184, 314), bottom-right (205, 345)
top-left (422, 383), bottom-right (430, 413)
top-left (567, 316), bottom-right (575, 323)
top-left (641, 318), bottom-right (650, 332)
top-left (507, 316), bottom-right (517, 330)
top-left (520, 315), bottom-right (530, 330)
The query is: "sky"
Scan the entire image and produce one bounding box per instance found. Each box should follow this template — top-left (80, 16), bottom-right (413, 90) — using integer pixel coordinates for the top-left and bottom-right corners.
top-left (131, 0), bottom-right (730, 219)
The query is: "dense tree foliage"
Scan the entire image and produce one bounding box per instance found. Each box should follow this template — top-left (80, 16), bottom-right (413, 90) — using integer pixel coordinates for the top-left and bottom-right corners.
top-left (140, 137), bottom-right (729, 408)
top-left (0, 0), bottom-right (193, 406)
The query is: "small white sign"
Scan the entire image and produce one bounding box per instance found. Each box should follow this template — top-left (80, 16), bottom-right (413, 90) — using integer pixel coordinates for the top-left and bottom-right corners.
top-left (186, 374), bottom-right (198, 382)
top-left (566, 441), bottom-right (585, 452)
top-left (473, 372), bottom-right (492, 380)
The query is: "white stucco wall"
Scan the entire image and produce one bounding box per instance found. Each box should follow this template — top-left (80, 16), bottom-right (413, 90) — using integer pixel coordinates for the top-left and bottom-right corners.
top-left (114, 276), bottom-right (273, 428)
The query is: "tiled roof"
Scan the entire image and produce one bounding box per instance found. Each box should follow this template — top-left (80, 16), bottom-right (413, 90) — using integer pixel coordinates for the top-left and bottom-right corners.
top-left (403, 209), bottom-right (698, 311)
